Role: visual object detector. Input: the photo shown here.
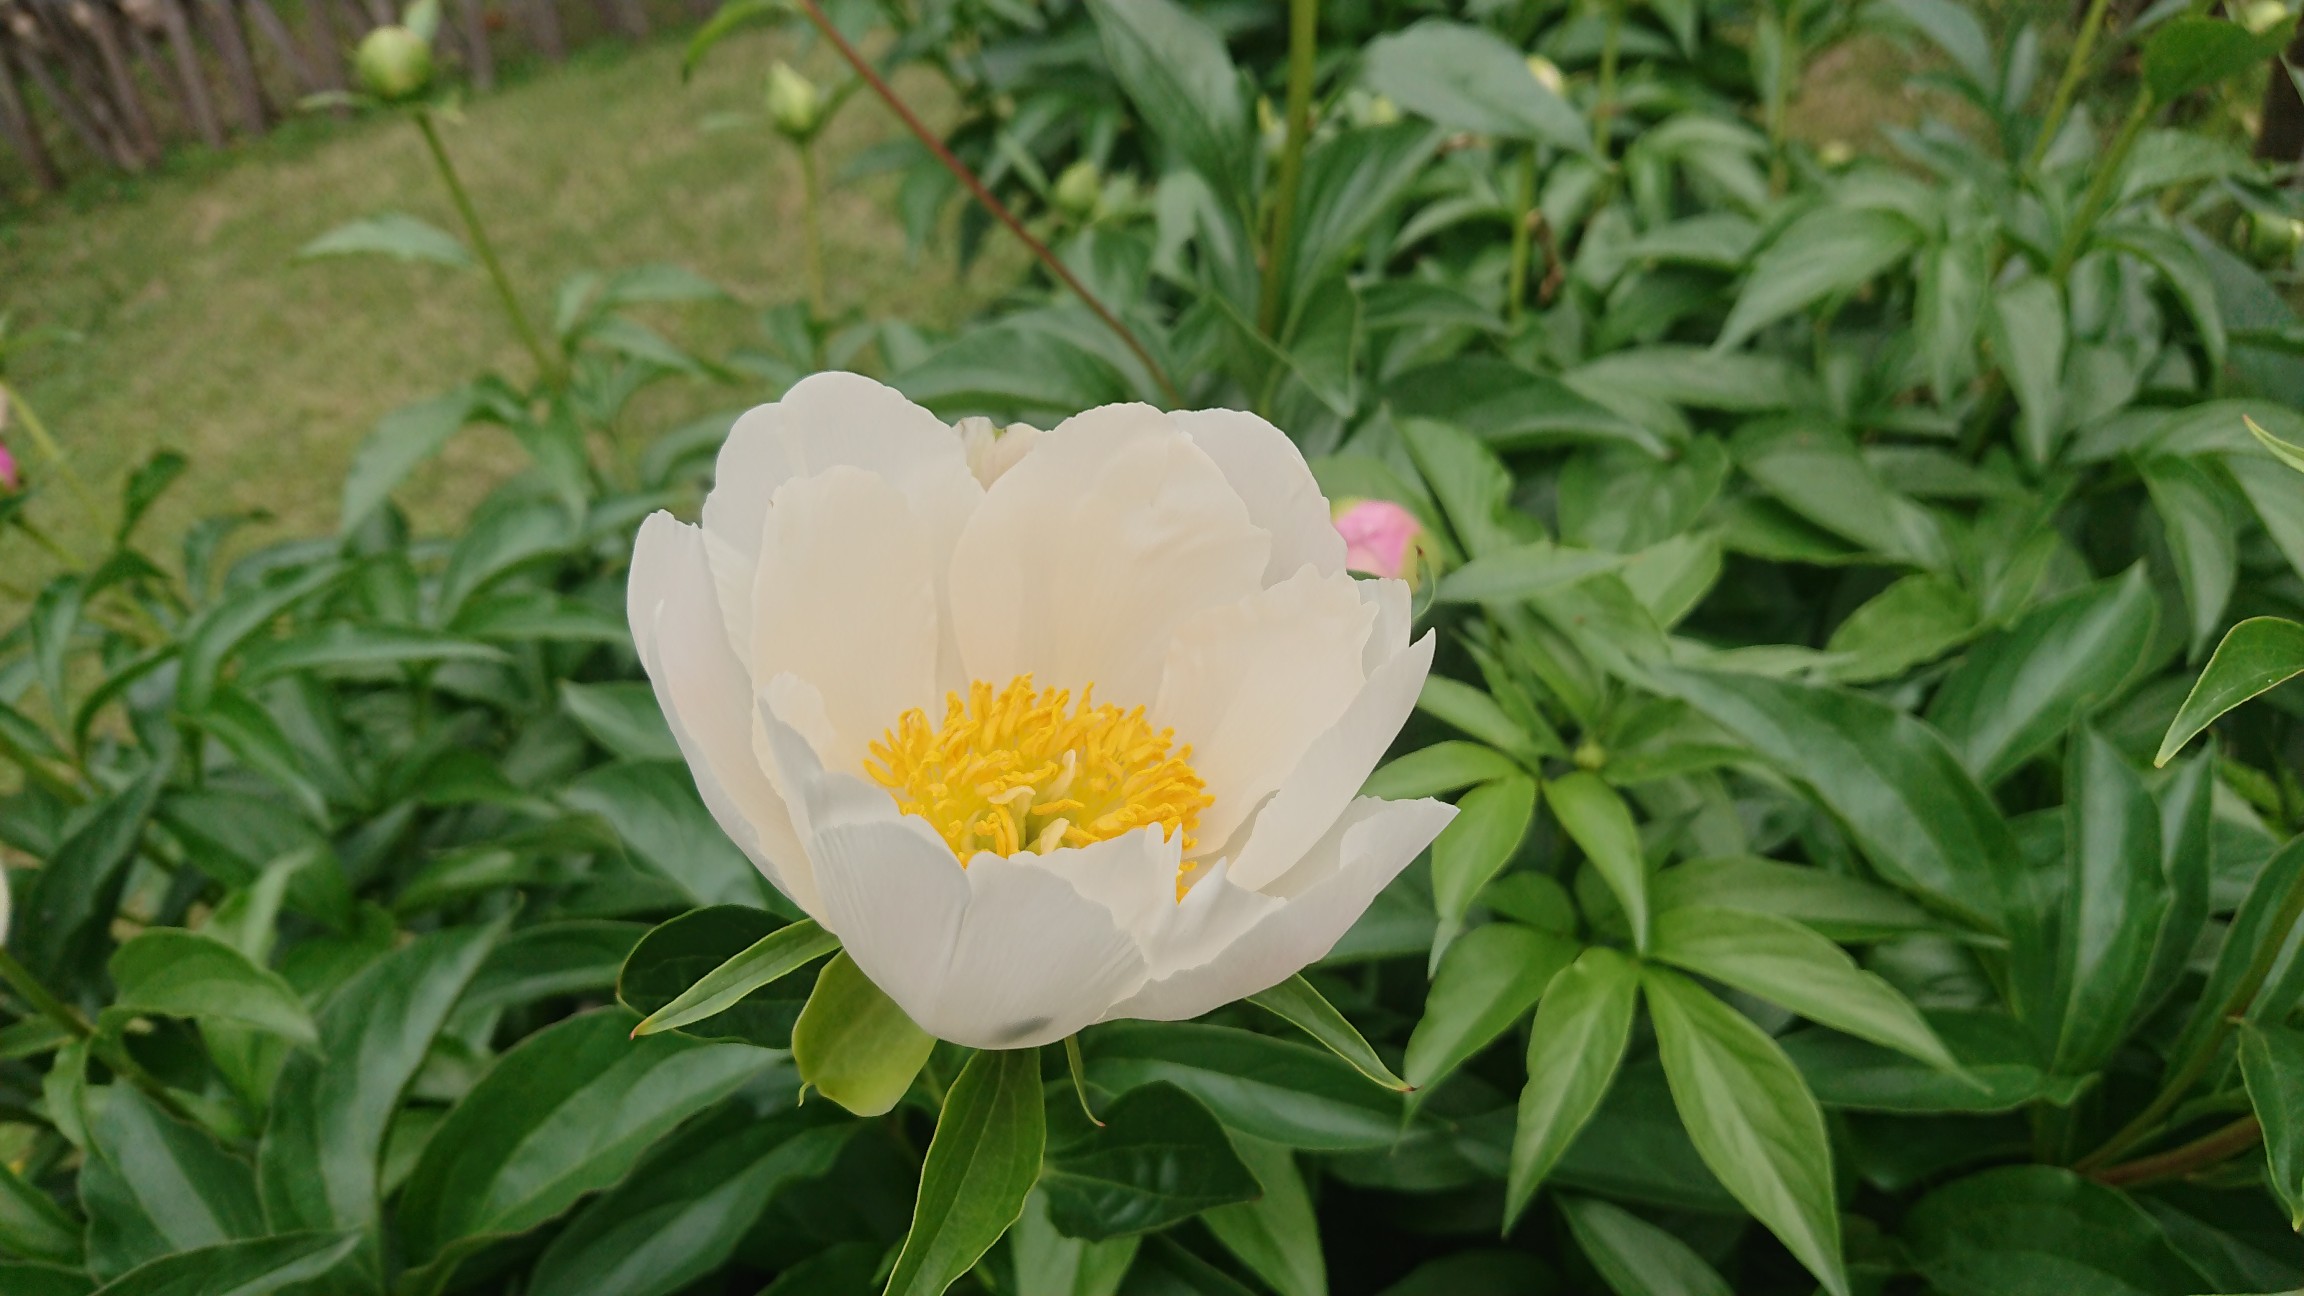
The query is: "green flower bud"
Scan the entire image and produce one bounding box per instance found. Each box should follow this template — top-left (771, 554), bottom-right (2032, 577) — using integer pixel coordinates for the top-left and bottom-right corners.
top-left (1525, 55), bottom-right (1565, 97)
top-left (2244, 0), bottom-right (2290, 33)
top-left (402, 0), bottom-right (440, 42)
top-left (766, 61), bottom-right (824, 140)
top-left (1366, 93), bottom-right (1400, 125)
top-left (355, 24), bottom-right (432, 103)
top-left (1051, 160), bottom-right (1102, 219)
top-left (1818, 138), bottom-right (1854, 168)
top-left (2244, 209), bottom-right (2304, 265)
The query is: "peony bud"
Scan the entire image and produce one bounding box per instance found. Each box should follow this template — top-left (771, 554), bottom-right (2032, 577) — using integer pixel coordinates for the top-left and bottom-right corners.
top-left (1366, 93), bottom-right (1400, 125)
top-left (1333, 497), bottom-right (1441, 587)
top-left (1051, 160), bottom-right (1102, 219)
top-left (2245, 209), bottom-right (2304, 265)
top-left (1526, 55), bottom-right (1566, 97)
top-left (355, 24), bottom-right (432, 102)
top-left (766, 61), bottom-right (825, 140)
top-left (2245, 0), bottom-right (2290, 33)
top-left (1818, 139), bottom-right (1854, 168)
top-left (0, 438), bottom-right (17, 494)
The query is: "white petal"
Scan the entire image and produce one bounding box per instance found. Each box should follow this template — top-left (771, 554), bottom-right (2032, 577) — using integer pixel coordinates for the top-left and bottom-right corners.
top-left (1154, 568), bottom-right (1374, 851)
top-left (1015, 827), bottom-right (1184, 948)
top-left (1226, 632), bottom-right (1439, 892)
top-left (760, 676), bottom-right (1145, 1048)
top-left (1169, 408), bottom-right (1346, 583)
top-left (758, 676), bottom-right (968, 1021)
top-left (932, 852), bottom-right (1151, 1048)
top-left (947, 404), bottom-right (1270, 704)
top-left (626, 513), bottom-right (815, 915)
top-left (1361, 577), bottom-right (1413, 675)
top-left (749, 467), bottom-right (940, 772)
top-left (700, 372), bottom-right (981, 659)
top-left (1103, 797), bottom-right (1455, 1023)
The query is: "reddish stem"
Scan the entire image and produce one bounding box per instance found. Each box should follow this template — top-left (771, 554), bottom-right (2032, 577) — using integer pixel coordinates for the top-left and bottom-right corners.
top-left (794, 1), bottom-right (1181, 406)
top-left (2088, 1116), bottom-right (2262, 1189)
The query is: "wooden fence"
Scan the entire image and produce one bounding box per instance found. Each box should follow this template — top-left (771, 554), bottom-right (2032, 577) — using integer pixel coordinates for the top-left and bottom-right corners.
top-left (0, 0), bottom-right (697, 194)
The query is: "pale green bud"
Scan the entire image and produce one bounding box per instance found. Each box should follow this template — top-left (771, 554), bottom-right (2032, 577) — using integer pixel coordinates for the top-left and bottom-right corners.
top-left (355, 24), bottom-right (432, 102)
top-left (1052, 160), bottom-right (1102, 219)
top-left (766, 61), bottom-right (825, 140)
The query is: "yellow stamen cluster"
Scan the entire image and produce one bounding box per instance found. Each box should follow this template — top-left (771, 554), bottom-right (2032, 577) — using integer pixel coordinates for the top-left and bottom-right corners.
top-left (865, 675), bottom-right (1212, 869)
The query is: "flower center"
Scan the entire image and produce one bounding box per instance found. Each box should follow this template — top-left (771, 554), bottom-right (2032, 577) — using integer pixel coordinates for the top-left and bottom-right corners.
top-left (864, 675), bottom-right (1212, 866)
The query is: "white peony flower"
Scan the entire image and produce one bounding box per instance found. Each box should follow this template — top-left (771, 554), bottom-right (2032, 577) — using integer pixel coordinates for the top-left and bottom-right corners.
top-left (626, 373), bottom-right (1453, 1049)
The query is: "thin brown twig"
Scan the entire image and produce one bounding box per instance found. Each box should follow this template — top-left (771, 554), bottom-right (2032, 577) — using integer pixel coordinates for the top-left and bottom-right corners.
top-left (791, 0), bottom-right (1181, 407)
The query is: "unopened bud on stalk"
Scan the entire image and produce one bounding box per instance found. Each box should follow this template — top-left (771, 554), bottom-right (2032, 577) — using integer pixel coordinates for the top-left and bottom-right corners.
top-left (2245, 208), bottom-right (2304, 264)
top-left (1366, 94), bottom-right (1400, 125)
top-left (1526, 55), bottom-right (1566, 96)
top-left (1333, 497), bottom-right (1442, 588)
top-left (355, 23), bottom-right (433, 102)
top-left (1052, 160), bottom-right (1102, 219)
top-left (1818, 138), bottom-right (1854, 168)
top-left (766, 61), bottom-right (825, 140)
top-left (0, 439), bottom-right (18, 494)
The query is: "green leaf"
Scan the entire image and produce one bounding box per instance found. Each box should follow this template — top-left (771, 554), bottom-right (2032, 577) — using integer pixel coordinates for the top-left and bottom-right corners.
top-left (1430, 773), bottom-right (1538, 958)
top-left (1733, 421), bottom-right (1948, 569)
top-left (2155, 616), bottom-right (2304, 765)
top-left (1822, 573), bottom-right (1979, 683)
top-left (1248, 975), bottom-right (1409, 1091)
top-left (2141, 455), bottom-right (2238, 657)
top-left (79, 1085), bottom-right (262, 1280)
top-left (562, 762), bottom-right (771, 908)
top-left (1987, 277), bottom-right (2068, 465)
top-left (526, 1102), bottom-right (852, 1296)
top-left (107, 929), bottom-right (317, 1047)
top-left (2247, 413), bottom-right (2304, 475)
top-left (13, 757), bottom-right (168, 981)
top-left (0, 1260), bottom-right (89, 1296)
top-left (628, 915), bottom-right (837, 1040)
top-left (117, 450), bottom-right (186, 543)
top-left (1928, 567), bottom-right (2158, 783)
top-left (2048, 729), bottom-right (2170, 1075)
top-left (1644, 968), bottom-right (1847, 1296)
top-left (1902, 1165), bottom-right (2203, 1295)
top-left (2173, 833), bottom-right (2304, 1068)
top-left (1040, 1082), bottom-right (1259, 1241)
top-left (87, 1232), bottom-right (359, 1296)
top-left (1716, 206), bottom-right (1921, 351)
top-left (1782, 1010), bottom-right (2086, 1113)
top-left (1404, 921), bottom-right (1579, 1094)
top-left (1436, 543), bottom-right (1628, 604)
top-left (0, 1159), bottom-right (81, 1266)
top-left (461, 920), bottom-right (647, 1017)
top-left (1012, 1190), bottom-right (1140, 1296)
top-left (886, 1048), bottom-right (1047, 1296)
top-left (2241, 1022), bottom-right (2304, 1229)
top-left (1415, 678), bottom-right (1556, 765)
top-left (1505, 946), bottom-right (1640, 1226)
top-left (1201, 1137), bottom-right (1326, 1296)
top-left (1361, 742), bottom-right (1521, 800)
top-left (297, 212), bottom-right (471, 266)
top-left (2142, 15), bottom-right (2295, 103)
top-left (395, 1008), bottom-right (771, 1269)
top-left (2137, 753), bottom-right (2214, 1019)
top-left (1544, 772), bottom-right (1650, 953)
top-left (234, 623), bottom-right (504, 685)
top-left (1650, 856), bottom-right (1937, 943)
top-left (1082, 1022), bottom-right (1407, 1151)
top-left (1561, 1195), bottom-right (1733, 1296)
top-left (256, 921), bottom-right (499, 1235)
top-left (1361, 20), bottom-right (1590, 154)
top-left (432, 493), bottom-right (575, 621)
top-left (1390, 361), bottom-right (1667, 457)
top-left (1281, 122), bottom-right (1442, 313)
top-left (792, 951), bottom-right (935, 1118)
top-left (176, 561), bottom-right (343, 713)
top-left (1397, 417), bottom-right (1522, 559)
top-left (559, 680), bottom-right (680, 762)
top-left (616, 908), bottom-right (815, 1048)
top-left (2100, 224), bottom-right (2226, 379)
top-left (1654, 667), bottom-right (2021, 935)
top-left (1651, 906), bottom-right (1955, 1070)
top-left (1084, 0), bottom-right (1251, 218)
top-left (339, 390), bottom-right (478, 535)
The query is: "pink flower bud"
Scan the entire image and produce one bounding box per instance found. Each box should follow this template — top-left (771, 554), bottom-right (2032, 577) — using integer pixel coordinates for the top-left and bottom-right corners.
top-left (1333, 497), bottom-right (1433, 585)
top-left (0, 439), bottom-right (19, 494)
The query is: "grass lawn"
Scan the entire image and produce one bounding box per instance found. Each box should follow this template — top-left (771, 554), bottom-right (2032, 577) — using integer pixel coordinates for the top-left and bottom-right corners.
top-left (0, 27), bottom-right (1009, 580)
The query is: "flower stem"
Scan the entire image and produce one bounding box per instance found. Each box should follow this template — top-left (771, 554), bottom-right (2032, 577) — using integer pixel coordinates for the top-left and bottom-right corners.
top-left (2077, 851), bottom-right (2304, 1170)
top-left (413, 108), bottom-right (557, 387)
top-left (791, 0), bottom-right (1180, 406)
top-left (798, 139), bottom-right (829, 323)
top-left (2089, 1115), bottom-right (2262, 1189)
top-left (2029, 0), bottom-right (2115, 172)
top-left (2049, 89), bottom-right (2154, 280)
top-left (0, 381), bottom-right (103, 517)
top-left (1256, 0), bottom-right (1319, 340)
